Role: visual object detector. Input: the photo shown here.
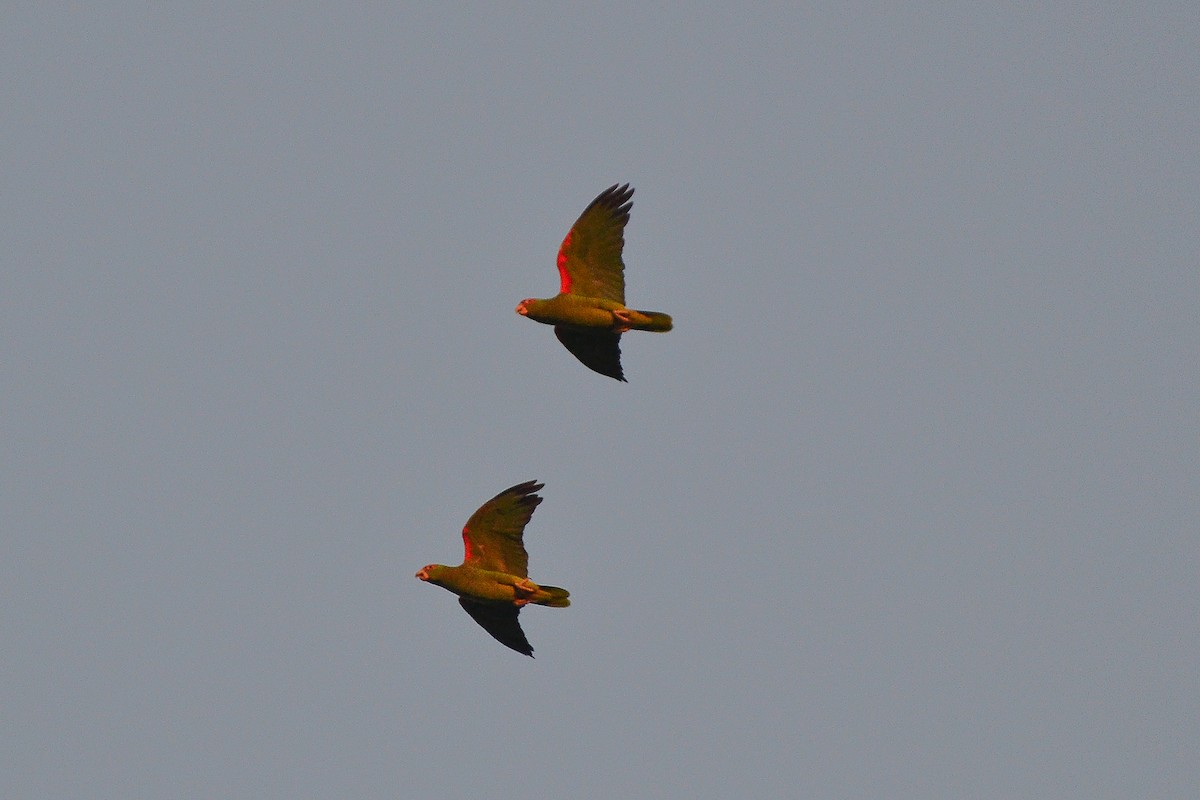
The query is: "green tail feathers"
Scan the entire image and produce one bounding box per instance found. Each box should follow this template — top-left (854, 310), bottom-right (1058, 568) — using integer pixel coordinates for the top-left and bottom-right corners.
top-left (536, 585), bottom-right (571, 608)
top-left (632, 310), bottom-right (673, 332)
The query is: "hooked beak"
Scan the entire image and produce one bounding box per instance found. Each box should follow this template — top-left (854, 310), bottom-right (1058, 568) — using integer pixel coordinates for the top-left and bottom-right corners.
top-left (515, 302), bottom-right (528, 316)
top-left (415, 568), bottom-right (428, 580)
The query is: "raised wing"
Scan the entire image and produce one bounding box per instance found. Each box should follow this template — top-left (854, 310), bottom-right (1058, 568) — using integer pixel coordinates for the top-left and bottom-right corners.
top-left (554, 327), bottom-right (626, 382)
top-left (458, 598), bottom-right (534, 657)
top-left (556, 184), bottom-right (632, 303)
top-left (460, 480), bottom-right (544, 576)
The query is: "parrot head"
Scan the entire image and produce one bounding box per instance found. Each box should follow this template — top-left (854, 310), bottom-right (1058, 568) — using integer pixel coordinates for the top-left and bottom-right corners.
top-left (415, 564), bottom-right (444, 584)
top-left (515, 298), bottom-right (557, 324)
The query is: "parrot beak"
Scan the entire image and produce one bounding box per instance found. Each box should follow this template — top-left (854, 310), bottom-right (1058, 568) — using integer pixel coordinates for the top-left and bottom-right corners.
top-left (415, 568), bottom-right (428, 581)
top-left (515, 301), bottom-right (528, 316)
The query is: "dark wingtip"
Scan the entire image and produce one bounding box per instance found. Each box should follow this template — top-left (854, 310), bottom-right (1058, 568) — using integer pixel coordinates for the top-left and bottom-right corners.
top-left (504, 479), bottom-right (545, 496)
top-left (594, 365), bottom-right (627, 382)
top-left (502, 480), bottom-right (544, 515)
top-left (589, 183), bottom-right (634, 224)
top-left (504, 639), bottom-right (535, 657)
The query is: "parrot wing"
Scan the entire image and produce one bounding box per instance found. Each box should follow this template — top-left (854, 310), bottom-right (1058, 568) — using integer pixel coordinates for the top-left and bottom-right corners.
top-left (555, 184), bottom-right (632, 303)
top-left (460, 480), bottom-right (543, 577)
top-left (554, 327), bottom-right (626, 382)
top-left (458, 598), bottom-right (534, 657)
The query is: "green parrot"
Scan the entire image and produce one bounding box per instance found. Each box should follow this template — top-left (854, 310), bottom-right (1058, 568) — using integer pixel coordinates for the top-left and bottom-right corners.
top-left (516, 183), bottom-right (673, 381)
top-left (415, 481), bottom-right (569, 657)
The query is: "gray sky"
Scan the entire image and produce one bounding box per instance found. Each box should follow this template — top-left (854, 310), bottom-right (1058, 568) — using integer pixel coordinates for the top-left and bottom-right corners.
top-left (4, 5), bottom-right (1197, 798)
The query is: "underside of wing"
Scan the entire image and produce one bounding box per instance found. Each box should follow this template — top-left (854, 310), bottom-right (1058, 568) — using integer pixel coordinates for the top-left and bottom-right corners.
top-left (458, 598), bottom-right (534, 657)
top-left (555, 326), bottom-right (626, 382)
top-left (461, 481), bottom-right (544, 575)
top-left (556, 184), bottom-right (632, 303)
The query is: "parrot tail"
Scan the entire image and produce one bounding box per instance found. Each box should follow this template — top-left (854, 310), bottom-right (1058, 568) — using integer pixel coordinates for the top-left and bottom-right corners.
top-left (630, 310), bottom-right (673, 332)
top-left (534, 585), bottom-right (571, 608)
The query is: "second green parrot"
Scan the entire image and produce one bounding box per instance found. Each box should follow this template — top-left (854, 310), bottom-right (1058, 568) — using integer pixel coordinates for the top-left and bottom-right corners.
top-left (415, 481), bottom-right (569, 657)
top-left (516, 184), bottom-right (672, 381)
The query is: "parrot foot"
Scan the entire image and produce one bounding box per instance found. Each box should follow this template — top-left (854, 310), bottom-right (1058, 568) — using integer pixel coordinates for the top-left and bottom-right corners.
top-left (612, 308), bottom-right (633, 333)
top-left (513, 578), bottom-right (538, 596)
top-left (513, 598), bottom-right (530, 607)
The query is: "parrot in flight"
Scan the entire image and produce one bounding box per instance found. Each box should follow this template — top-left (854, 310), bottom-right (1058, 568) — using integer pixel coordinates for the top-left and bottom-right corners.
top-left (516, 184), bottom-right (672, 381)
top-left (416, 481), bottom-right (569, 657)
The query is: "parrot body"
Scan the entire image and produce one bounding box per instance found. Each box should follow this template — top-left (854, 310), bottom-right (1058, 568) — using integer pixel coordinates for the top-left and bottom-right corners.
top-left (518, 293), bottom-right (673, 332)
top-left (416, 481), bottom-right (568, 657)
top-left (516, 183), bottom-right (672, 381)
top-left (418, 565), bottom-right (570, 608)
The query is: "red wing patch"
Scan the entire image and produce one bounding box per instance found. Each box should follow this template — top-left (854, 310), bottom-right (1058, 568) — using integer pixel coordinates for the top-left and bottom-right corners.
top-left (462, 527), bottom-right (474, 561)
top-left (556, 230), bottom-right (572, 293)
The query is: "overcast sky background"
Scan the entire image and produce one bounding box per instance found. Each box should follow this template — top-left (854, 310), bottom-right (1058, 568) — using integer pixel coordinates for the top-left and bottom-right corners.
top-left (3, 5), bottom-right (1197, 798)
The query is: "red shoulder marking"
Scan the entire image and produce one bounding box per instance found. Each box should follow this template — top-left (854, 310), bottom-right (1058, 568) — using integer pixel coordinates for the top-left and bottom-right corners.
top-left (556, 230), bottom-right (573, 293)
top-left (462, 527), bottom-right (474, 561)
